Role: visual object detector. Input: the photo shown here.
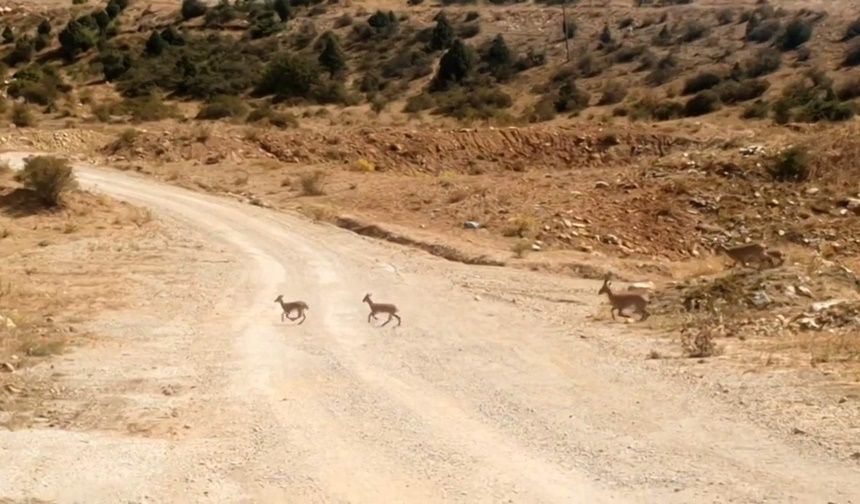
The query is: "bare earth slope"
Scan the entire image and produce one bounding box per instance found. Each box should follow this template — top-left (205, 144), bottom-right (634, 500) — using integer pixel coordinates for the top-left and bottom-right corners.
top-left (0, 158), bottom-right (858, 503)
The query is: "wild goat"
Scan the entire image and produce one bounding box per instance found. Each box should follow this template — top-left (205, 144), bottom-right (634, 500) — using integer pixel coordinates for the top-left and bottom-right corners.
top-left (719, 243), bottom-right (784, 269)
top-left (598, 276), bottom-right (650, 321)
top-left (362, 293), bottom-right (401, 327)
top-left (274, 295), bottom-right (309, 325)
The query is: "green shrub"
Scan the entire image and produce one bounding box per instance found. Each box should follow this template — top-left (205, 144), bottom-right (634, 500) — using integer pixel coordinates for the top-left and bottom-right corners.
top-left (746, 18), bottom-right (781, 43)
top-left (205, 0), bottom-right (238, 27)
top-left (7, 64), bottom-right (68, 106)
top-left (836, 74), bottom-right (860, 100)
top-left (841, 18), bottom-right (860, 42)
top-left (428, 13), bottom-right (455, 50)
top-left (598, 23), bottom-right (613, 45)
top-left (484, 34), bottom-right (514, 81)
top-left (680, 20), bottom-right (709, 43)
top-left (614, 44), bottom-right (644, 63)
top-left (652, 25), bottom-right (672, 46)
top-left (19, 156), bottom-right (75, 207)
top-left (741, 99), bottom-right (769, 118)
top-left (715, 8), bottom-right (733, 25)
top-left (37, 19), bottom-right (52, 36)
top-left (273, 0), bottom-right (293, 22)
top-left (554, 81), bottom-right (590, 113)
top-left (318, 31), bottom-right (346, 76)
top-left (645, 53), bottom-right (678, 86)
top-left (367, 10), bottom-right (398, 37)
top-left (11, 103), bottom-right (36, 127)
top-left (598, 80), bottom-right (627, 105)
top-left (845, 41), bottom-right (860, 67)
top-left (768, 146), bottom-right (810, 182)
top-left (248, 10), bottom-right (283, 39)
top-left (744, 48), bottom-right (781, 77)
top-left (430, 39), bottom-right (475, 91)
top-left (117, 95), bottom-right (178, 122)
top-left (683, 90), bottom-right (721, 116)
top-left (257, 53), bottom-right (322, 100)
top-left (2, 26), bottom-right (14, 44)
top-left (773, 73), bottom-right (855, 123)
top-left (682, 72), bottom-right (721, 95)
top-left (34, 34), bottom-right (50, 52)
top-left (715, 78), bottom-right (770, 103)
top-left (246, 105), bottom-right (299, 128)
top-left (334, 14), bottom-right (353, 28)
top-left (58, 18), bottom-right (100, 60)
top-left (403, 93), bottom-right (435, 113)
top-left (181, 0), bottom-right (207, 20)
top-left (120, 35), bottom-right (261, 100)
top-left (145, 30), bottom-right (167, 56)
top-left (630, 96), bottom-right (684, 121)
top-left (196, 95), bottom-right (248, 120)
top-left (563, 17), bottom-right (577, 39)
top-left (433, 86), bottom-right (512, 120)
top-left (99, 49), bottom-right (132, 81)
top-left (779, 18), bottom-right (812, 50)
top-left (5, 36), bottom-right (35, 66)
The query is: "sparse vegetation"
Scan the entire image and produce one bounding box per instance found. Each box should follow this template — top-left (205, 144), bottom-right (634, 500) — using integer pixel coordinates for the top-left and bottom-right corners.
top-left (683, 90), bottom-right (721, 116)
top-left (680, 20), bottom-right (709, 43)
top-left (181, 0), bottom-right (208, 20)
top-left (744, 48), bottom-right (781, 77)
top-left (598, 80), bottom-right (627, 105)
top-left (300, 170), bottom-right (327, 196)
top-left (779, 18), bottom-right (812, 51)
top-left (11, 103), bottom-right (36, 127)
top-left (196, 95), bottom-right (249, 120)
top-left (845, 41), bottom-right (860, 67)
top-left (680, 325), bottom-right (718, 358)
top-left (646, 53), bottom-right (679, 86)
top-left (768, 145), bottom-right (810, 182)
top-left (19, 156), bottom-right (76, 207)
top-left (841, 18), bottom-right (860, 42)
top-left (682, 72), bottom-right (722, 95)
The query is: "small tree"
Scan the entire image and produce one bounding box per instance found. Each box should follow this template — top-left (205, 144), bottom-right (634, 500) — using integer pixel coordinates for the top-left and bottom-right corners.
top-left (12, 103), bottom-right (35, 127)
top-left (429, 13), bottom-right (454, 51)
top-left (58, 19), bottom-right (100, 60)
top-left (2, 26), bottom-right (14, 44)
top-left (779, 18), bottom-right (812, 50)
top-left (160, 26), bottom-right (186, 46)
top-left (94, 10), bottom-right (111, 32)
top-left (599, 23), bottom-right (613, 44)
top-left (106, 0), bottom-right (121, 19)
top-left (6, 36), bottom-right (35, 66)
top-left (431, 39), bottom-right (474, 91)
top-left (485, 34), bottom-right (513, 81)
top-left (38, 20), bottom-right (52, 36)
top-left (367, 10), bottom-right (396, 36)
top-left (273, 0), bottom-right (293, 22)
top-left (145, 30), bottom-right (167, 56)
top-left (181, 0), bottom-right (208, 20)
top-left (20, 156), bottom-right (76, 207)
top-left (257, 53), bottom-right (322, 99)
top-left (554, 81), bottom-right (590, 113)
top-left (318, 31), bottom-right (346, 76)
top-left (100, 49), bottom-right (132, 81)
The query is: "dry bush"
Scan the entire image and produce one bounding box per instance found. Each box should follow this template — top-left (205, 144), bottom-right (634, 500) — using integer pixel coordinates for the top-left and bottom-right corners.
top-left (598, 80), bottom-right (628, 105)
top-left (511, 238), bottom-right (532, 259)
top-left (768, 145), bottom-right (811, 182)
top-left (836, 74), bottom-right (860, 100)
top-left (680, 325), bottom-right (720, 358)
top-left (298, 203), bottom-right (337, 222)
top-left (299, 170), bottom-right (327, 196)
top-left (11, 104), bottom-right (36, 127)
top-left (502, 214), bottom-right (539, 238)
top-left (18, 156), bottom-right (76, 207)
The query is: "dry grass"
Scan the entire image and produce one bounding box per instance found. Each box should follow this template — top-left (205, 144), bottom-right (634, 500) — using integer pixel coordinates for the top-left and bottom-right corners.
top-left (299, 170), bottom-right (327, 196)
top-left (680, 324), bottom-right (721, 358)
top-left (511, 238), bottom-right (532, 259)
top-left (502, 214), bottom-right (539, 239)
top-left (298, 203), bottom-right (337, 222)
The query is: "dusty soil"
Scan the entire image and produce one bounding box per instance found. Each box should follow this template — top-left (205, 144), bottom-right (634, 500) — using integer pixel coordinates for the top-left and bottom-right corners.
top-left (0, 154), bottom-right (857, 503)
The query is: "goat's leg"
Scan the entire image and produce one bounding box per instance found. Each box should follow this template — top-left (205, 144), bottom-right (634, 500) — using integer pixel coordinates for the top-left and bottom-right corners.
top-left (367, 312), bottom-right (374, 324)
top-left (297, 312), bottom-right (306, 325)
top-left (381, 313), bottom-right (393, 327)
top-left (610, 307), bottom-right (617, 320)
top-left (640, 308), bottom-right (650, 321)
top-left (393, 314), bottom-right (401, 327)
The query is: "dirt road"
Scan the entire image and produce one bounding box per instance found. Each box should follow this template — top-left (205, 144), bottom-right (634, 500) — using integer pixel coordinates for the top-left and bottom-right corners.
top-left (1, 155), bottom-right (858, 503)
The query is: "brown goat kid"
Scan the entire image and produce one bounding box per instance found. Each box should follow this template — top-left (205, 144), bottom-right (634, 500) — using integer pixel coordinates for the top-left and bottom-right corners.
top-left (598, 277), bottom-right (650, 321)
top-left (719, 243), bottom-right (784, 269)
